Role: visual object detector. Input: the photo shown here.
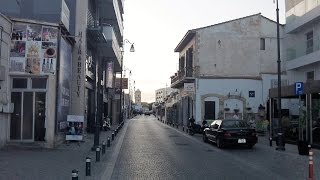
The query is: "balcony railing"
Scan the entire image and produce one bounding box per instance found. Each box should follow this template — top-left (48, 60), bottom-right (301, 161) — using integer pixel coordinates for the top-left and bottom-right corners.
top-left (286, 36), bottom-right (320, 61)
top-left (170, 67), bottom-right (194, 85)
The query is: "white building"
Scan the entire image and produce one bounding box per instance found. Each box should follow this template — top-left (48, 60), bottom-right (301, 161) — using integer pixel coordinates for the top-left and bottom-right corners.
top-left (171, 13), bottom-right (284, 126)
top-left (0, 13), bottom-right (12, 148)
top-left (155, 87), bottom-right (175, 103)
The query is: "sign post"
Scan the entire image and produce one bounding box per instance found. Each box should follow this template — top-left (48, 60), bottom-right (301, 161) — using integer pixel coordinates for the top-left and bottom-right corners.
top-left (295, 82), bottom-right (304, 141)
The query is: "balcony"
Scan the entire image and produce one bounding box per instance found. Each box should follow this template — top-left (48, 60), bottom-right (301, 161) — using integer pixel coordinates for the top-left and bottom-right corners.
top-left (285, 36), bottom-right (320, 70)
top-left (170, 68), bottom-right (195, 89)
top-left (87, 25), bottom-right (122, 71)
top-left (100, 0), bottom-right (124, 39)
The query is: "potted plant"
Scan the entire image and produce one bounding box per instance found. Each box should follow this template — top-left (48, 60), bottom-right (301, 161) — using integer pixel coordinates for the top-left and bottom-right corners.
top-left (234, 109), bottom-right (239, 113)
top-left (246, 107), bottom-right (252, 111)
top-left (224, 107), bottom-right (230, 111)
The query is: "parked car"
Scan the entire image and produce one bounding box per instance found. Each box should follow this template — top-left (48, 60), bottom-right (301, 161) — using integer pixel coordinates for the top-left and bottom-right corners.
top-left (144, 110), bottom-right (152, 115)
top-left (203, 119), bottom-right (258, 149)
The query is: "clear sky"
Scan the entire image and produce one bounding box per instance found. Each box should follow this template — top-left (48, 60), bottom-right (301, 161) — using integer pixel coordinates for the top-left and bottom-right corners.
top-left (123, 0), bottom-right (286, 103)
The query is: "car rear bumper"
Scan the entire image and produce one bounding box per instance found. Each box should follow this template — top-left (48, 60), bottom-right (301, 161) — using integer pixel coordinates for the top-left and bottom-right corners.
top-left (222, 137), bottom-right (258, 146)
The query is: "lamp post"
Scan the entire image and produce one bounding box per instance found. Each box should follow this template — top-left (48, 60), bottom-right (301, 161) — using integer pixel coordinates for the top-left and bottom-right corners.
top-left (123, 67), bottom-right (132, 119)
top-left (119, 39), bottom-right (135, 124)
top-left (275, 0), bottom-right (285, 151)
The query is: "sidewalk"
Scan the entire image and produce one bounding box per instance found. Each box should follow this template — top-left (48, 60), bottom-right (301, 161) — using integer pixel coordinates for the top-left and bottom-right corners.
top-left (0, 122), bottom-right (127, 180)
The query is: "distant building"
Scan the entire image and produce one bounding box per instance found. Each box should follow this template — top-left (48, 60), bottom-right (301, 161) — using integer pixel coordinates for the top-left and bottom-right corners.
top-left (155, 87), bottom-right (175, 103)
top-left (135, 89), bottom-right (141, 104)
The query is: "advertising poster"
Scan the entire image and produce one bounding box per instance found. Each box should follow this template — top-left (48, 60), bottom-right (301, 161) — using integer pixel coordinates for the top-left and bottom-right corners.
top-left (106, 62), bottom-right (113, 88)
top-left (9, 57), bottom-right (25, 72)
top-left (10, 41), bottom-right (26, 57)
top-left (27, 24), bottom-right (42, 41)
top-left (57, 38), bottom-right (72, 131)
top-left (42, 27), bottom-right (58, 42)
top-left (11, 23), bottom-right (27, 41)
top-left (9, 22), bottom-right (58, 75)
top-left (66, 115), bottom-right (84, 141)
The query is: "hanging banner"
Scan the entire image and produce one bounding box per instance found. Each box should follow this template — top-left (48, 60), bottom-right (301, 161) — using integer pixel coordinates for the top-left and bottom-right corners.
top-left (106, 62), bottom-right (113, 88)
top-left (66, 115), bottom-right (84, 141)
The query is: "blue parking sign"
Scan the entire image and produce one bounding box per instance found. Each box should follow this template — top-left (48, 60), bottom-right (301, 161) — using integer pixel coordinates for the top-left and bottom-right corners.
top-left (295, 82), bottom-right (303, 95)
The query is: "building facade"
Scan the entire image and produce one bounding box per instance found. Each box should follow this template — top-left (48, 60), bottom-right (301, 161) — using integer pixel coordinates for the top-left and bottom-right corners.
top-left (269, 0), bottom-right (320, 146)
top-left (155, 87), bottom-right (175, 103)
top-left (0, 13), bottom-right (12, 148)
top-left (171, 14), bottom-right (284, 127)
top-left (0, 0), bottom-right (125, 148)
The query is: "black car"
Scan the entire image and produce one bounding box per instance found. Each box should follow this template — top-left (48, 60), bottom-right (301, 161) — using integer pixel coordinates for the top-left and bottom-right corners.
top-left (203, 119), bottom-right (258, 149)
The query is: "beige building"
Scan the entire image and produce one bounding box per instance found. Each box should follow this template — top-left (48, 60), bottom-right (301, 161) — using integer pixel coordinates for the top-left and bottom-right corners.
top-left (135, 89), bottom-right (141, 104)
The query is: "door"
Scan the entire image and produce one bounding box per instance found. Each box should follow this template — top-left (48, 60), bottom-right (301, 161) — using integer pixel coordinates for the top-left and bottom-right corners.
top-left (205, 101), bottom-right (215, 120)
top-left (10, 91), bottom-right (46, 141)
top-left (34, 92), bottom-right (46, 141)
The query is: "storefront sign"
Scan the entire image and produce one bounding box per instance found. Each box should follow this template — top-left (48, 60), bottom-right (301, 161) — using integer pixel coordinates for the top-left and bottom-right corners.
top-left (184, 83), bottom-right (195, 92)
top-left (115, 78), bottom-right (128, 89)
top-left (66, 115), bottom-right (84, 141)
top-left (76, 31), bottom-right (83, 97)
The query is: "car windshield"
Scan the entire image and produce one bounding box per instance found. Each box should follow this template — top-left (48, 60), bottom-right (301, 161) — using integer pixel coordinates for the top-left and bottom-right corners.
top-left (221, 120), bottom-right (249, 128)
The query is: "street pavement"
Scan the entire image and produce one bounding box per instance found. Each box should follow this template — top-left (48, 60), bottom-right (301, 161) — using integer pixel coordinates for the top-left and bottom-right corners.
top-left (111, 115), bottom-right (319, 180)
top-left (0, 122), bottom-right (128, 180)
top-left (0, 115), bottom-right (318, 180)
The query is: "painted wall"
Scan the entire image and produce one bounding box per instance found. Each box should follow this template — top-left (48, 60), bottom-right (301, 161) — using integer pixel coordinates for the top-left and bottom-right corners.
top-left (0, 14), bottom-right (12, 148)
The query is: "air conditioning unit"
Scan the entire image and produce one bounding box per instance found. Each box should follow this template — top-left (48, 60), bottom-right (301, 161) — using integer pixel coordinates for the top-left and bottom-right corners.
top-left (0, 66), bottom-right (5, 81)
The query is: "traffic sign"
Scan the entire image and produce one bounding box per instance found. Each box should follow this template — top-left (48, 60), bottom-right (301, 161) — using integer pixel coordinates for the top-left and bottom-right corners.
top-left (295, 82), bottom-right (303, 95)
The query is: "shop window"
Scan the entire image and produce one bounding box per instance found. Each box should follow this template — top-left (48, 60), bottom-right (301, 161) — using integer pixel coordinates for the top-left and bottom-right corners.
top-left (32, 78), bottom-right (47, 89)
top-left (12, 78), bottom-right (27, 89)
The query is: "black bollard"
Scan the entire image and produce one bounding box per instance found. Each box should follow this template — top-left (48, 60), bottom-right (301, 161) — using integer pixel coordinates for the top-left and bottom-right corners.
top-left (72, 169), bottom-right (78, 180)
top-left (269, 137), bottom-right (272, 146)
top-left (96, 147), bottom-right (100, 162)
top-left (86, 157), bottom-right (91, 176)
top-left (102, 141), bottom-right (106, 154)
top-left (107, 137), bottom-right (111, 147)
top-left (183, 126), bottom-right (184, 131)
top-left (115, 129), bottom-right (117, 136)
top-left (112, 132), bottom-right (115, 140)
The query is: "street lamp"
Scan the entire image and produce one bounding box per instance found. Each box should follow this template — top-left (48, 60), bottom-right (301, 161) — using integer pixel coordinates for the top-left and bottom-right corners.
top-left (119, 39), bottom-right (135, 124)
top-left (275, 0), bottom-right (285, 151)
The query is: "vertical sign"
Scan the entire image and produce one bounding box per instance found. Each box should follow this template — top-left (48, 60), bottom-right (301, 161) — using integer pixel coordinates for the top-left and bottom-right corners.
top-left (76, 31), bottom-right (83, 97)
top-left (106, 62), bottom-right (113, 88)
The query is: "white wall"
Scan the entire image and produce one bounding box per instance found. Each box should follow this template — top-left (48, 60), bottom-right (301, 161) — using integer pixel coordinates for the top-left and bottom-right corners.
top-left (0, 14), bottom-right (12, 148)
top-left (195, 78), bottom-right (263, 123)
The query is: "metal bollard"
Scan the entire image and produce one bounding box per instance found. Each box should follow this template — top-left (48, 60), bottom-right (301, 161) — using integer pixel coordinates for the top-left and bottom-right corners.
top-left (308, 145), bottom-right (314, 180)
top-left (112, 132), bottom-right (115, 140)
top-left (107, 137), bottom-right (111, 147)
top-left (115, 129), bottom-right (117, 136)
top-left (72, 169), bottom-right (78, 180)
top-left (269, 137), bottom-right (272, 147)
top-left (102, 141), bottom-right (106, 154)
top-left (96, 147), bottom-right (100, 162)
top-left (183, 126), bottom-right (184, 131)
top-left (86, 157), bottom-right (91, 176)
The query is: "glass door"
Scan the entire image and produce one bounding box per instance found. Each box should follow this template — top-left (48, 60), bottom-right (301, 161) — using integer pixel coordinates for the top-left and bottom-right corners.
top-left (34, 92), bottom-right (46, 141)
top-left (10, 92), bottom-right (22, 140)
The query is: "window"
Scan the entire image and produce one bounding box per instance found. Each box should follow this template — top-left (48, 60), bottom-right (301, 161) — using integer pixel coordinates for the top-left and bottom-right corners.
top-left (260, 38), bottom-right (265, 50)
top-left (307, 71), bottom-right (314, 80)
top-left (32, 78), bottom-right (47, 89)
top-left (12, 78), bottom-right (27, 89)
top-left (306, 31), bottom-right (313, 54)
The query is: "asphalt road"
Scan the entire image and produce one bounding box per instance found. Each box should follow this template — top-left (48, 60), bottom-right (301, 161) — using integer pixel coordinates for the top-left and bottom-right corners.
top-left (111, 115), bottom-right (316, 180)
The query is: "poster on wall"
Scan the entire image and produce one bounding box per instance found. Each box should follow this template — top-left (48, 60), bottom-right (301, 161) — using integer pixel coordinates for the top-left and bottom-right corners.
top-left (42, 26), bottom-right (58, 42)
top-left (27, 24), bottom-right (42, 41)
top-left (9, 22), bottom-right (58, 75)
top-left (66, 115), bottom-right (84, 141)
top-left (106, 62), bottom-right (113, 88)
top-left (57, 38), bottom-right (72, 131)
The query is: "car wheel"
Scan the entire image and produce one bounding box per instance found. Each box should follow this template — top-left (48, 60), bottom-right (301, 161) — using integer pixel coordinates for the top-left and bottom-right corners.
top-left (216, 138), bottom-right (224, 149)
top-left (247, 144), bottom-right (254, 149)
top-left (203, 133), bottom-right (208, 143)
